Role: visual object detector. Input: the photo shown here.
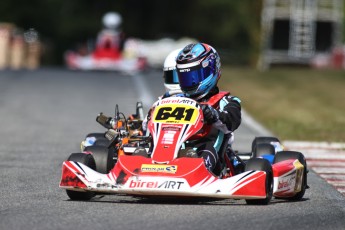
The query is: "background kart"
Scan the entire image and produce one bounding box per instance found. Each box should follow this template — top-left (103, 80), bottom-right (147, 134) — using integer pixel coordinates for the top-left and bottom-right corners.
top-left (60, 97), bottom-right (308, 204)
top-left (65, 50), bottom-right (146, 73)
top-left (64, 29), bottom-right (146, 73)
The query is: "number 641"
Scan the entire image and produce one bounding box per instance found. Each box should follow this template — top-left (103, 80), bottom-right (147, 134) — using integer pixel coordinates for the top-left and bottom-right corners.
top-left (155, 107), bottom-right (195, 121)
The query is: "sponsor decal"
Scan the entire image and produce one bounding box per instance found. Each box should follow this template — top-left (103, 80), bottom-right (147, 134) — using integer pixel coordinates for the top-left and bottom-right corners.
top-left (162, 126), bottom-right (181, 132)
top-left (129, 179), bottom-right (184, 189)
top-left (96, 183), bottom-right (118, 189)
top-left (160, 98), bottom-right (182, 104)
top-left (202, 60), bottom-right (209, 68)
top-left (278, 175), bottom-right (295, 190)
top-left (179, 68), bottom-right (190, 72)
top-left (178, 99), bottom-right (195, 105)
top-left (160, 99), bottom-right (195, 105)
top-left (141, 164), bottom-right (177, 173)
top-left (161, 132), bottom-right (175, 144)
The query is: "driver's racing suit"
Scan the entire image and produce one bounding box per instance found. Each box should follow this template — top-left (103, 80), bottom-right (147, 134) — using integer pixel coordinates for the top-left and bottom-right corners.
top-left (186, 87), bottom-right (241, 174)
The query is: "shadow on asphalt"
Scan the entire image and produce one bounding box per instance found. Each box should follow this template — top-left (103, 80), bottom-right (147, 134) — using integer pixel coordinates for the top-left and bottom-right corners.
top-left (64, 194), bottom-right (310, 206)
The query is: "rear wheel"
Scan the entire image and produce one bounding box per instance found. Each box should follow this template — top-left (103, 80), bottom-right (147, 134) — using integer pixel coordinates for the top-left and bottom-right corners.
top-left (81, 132), bottom-right (109, 151)
top-left (253, 143), bottom-right (275, 158)
top-left (251, 136), bottom-right (281, 158)
top-left (84, 145), bottom-right (115, 173)
top-left (86, 132), bottom-right (109, 147)
top-left (94, 138), bottom-right (110, 147)
top-left (86, 132), bottom-right (106, 139)
top-left (66, 153), bottom-right (96, 201)
top-left (273, 151), bottom-right (307, 200)
top-left (245, 158), bottom-right (273, 205)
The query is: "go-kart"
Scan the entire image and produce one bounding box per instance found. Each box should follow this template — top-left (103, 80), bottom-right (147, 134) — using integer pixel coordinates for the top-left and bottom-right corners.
top-left (64, 34), bottom-right (147, 73)
top-left (65, 51), bottom-right (146, 73)
top-left (60, 97), bottom-right (308, 204)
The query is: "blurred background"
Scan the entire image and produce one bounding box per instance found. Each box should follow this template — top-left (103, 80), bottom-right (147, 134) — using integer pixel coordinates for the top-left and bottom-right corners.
top-left (0, 0), bottom-right (344, 69)
top-left (0, 0), bottom-right (344, 142)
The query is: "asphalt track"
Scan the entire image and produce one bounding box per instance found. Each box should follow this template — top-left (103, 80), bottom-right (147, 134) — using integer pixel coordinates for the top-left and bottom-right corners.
top-left (0, 69), bottom-right (344, 230)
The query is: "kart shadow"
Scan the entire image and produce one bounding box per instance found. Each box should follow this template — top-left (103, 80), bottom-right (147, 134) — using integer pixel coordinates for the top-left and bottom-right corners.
top-left (93, 196), bottom-right (245, 206)
top-left (65, 195), bottom-right (310, 206)
top-left (271, 197), bottom-right (310, 204)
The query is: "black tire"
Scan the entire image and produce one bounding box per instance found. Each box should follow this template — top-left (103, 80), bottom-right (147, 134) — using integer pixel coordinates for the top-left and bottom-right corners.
top-left (253, 143), bottom-right (276, 158)
top-left (86, 132), bottom-right (106, 139)
top-left (84, 145), bottom-right (115, 173)
top-left (251, 136), bottom-right (280, 157)
top-left (66, 153), bottom-right (96, 201)
top-left (85, 133), bottom-right (109, 147)
top-left (94, 138), bottom-right (110, 147)
top-left (273, 151), bottom-right (307, 201)
top-left (245, 158), bottom-right (273, 205)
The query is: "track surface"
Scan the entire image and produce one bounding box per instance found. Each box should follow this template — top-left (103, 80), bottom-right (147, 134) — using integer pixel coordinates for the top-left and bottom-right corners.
top-left (0, 69), bottom-right (344, 230)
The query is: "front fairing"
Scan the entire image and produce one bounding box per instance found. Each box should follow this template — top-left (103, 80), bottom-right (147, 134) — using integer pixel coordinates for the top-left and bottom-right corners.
top-left (147, 97), bottom-right (204, 163)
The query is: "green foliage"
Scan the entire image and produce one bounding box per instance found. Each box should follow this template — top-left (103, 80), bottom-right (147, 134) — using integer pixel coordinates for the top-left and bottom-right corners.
top-left (1, 0), bottom-right (343, 66)
top-left (0, 0), bottom-right (264, 65)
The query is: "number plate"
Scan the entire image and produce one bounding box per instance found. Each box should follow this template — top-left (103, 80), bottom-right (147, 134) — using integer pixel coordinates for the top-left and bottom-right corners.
top-left (152, 104), bottom-right (199, 124)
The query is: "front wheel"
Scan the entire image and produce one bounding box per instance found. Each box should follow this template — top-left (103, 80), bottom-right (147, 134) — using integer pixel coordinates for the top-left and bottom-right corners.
top-left (82, 132), bottom-right (109, 149)
top-left (245, 158), bottom-right (273, 205)
top-left (84, 145), bottom-right (116, 173)
top-left (65, 153), bottom-right (96, 201)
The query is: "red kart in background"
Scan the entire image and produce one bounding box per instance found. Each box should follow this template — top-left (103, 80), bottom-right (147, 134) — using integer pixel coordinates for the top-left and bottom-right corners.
top-left (60, 97), bottom-right (308, 204)
top-left (65, 29), bottom-right (146, 73)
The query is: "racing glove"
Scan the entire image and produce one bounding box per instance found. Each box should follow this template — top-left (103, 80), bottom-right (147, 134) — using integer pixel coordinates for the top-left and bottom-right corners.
top-left (201, 104), bottom-right (219, 124)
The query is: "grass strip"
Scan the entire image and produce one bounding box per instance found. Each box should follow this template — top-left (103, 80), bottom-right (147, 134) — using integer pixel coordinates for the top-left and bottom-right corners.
top-left (219, 67), bottom-right (345, 142)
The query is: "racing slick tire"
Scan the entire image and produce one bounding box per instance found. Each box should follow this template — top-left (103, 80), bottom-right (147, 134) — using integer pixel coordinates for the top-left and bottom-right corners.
top-left (253, 143), bottom-right (275, 158)
top-left (66, 153), bottom-right (96, 201)
top-left (245, 158), bottom-right (273, 205)
top-left (84, 145), bottom-right (115, 174)
top-left (86, 132), bottom-right (105, 139)
top-left (251, 136), bottom-right (281, 158)
top-left (273, 151), bottom-right (307, 201)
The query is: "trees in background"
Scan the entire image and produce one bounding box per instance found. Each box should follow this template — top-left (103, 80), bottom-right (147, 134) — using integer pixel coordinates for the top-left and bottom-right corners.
top-left (0, 0), bottom-right (266, 65)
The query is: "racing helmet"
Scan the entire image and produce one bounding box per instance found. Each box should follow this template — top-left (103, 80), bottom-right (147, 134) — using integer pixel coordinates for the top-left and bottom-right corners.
top-left (176, 43), bottom-right (221, 100)
top-left (102, 12), bottom-right (122, 29)
top-left (163, 48), bottom-right (182, 92)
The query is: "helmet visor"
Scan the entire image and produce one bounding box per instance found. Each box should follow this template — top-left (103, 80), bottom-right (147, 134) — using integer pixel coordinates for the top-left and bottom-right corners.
top-left (177, 65), bottom-right (213, 90)
top-left (164, 70), bottom-right (179, 84)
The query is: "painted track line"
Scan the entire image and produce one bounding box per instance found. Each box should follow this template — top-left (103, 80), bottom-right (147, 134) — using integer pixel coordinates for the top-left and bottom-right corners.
top-left (131, 73), bottom-right (156, 111)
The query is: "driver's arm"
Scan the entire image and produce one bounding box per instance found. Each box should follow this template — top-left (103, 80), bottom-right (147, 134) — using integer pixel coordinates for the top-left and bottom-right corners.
top-left (218, 96), bottom-right (241, 132)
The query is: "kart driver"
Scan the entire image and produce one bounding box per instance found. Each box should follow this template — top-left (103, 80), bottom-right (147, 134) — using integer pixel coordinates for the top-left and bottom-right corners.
top-left (141, 48), bottom-right (183, 132)
top-left (175, 43), bottom-right (242, 174)
top-left (93, 12), bottom-right (125, 60)
top-left (162, 48), bottom-right (184, 98)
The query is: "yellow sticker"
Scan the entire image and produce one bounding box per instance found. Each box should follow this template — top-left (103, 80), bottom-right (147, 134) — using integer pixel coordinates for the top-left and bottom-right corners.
top-left (152, 104), bottom-right (199, 124)
top-left (141, 164), bottom-right (178, 173)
